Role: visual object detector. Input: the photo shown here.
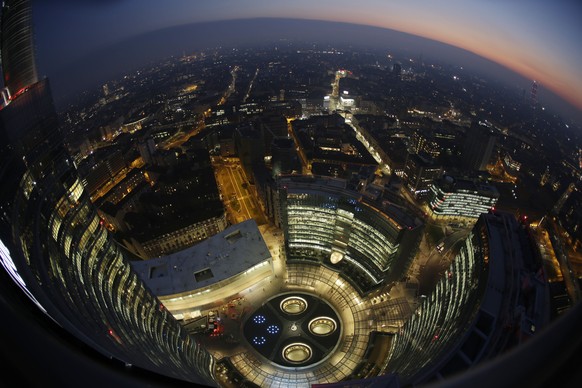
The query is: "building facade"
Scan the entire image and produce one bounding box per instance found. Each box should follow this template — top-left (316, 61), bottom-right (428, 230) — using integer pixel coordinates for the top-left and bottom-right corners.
top-left (403, 153), bottom-right (443, 199)
top-left (428, 175), bottom-right (499, 220)
top-left (1, 0), bottom-right (38, 95)
top-left (132, 219), bottom-right (273, 318)
top-left (278, 175), bottom-right (424, 293)
top-left (0, 1), bottom-right (215, 384)
top-left (386, 211), bottom-right (548, 384)
top-left (139, 212), bottom-right (228, 258)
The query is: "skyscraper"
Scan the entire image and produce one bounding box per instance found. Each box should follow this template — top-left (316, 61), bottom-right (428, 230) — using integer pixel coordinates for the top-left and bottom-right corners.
top-left (278, 175), bottom-right (424, 291)
top-left (462, 122), bottom-right (497, 172)
top-left (403, 153), bottom-right (443, 198)
top-left (0, 0), bottom-right (38, 95)
top-left (0, 1), bottom-right (215, 385)
top-left (428, 175), bottom-right (500, 220)
top-left (386, 211), bottom-right (548, 384)
top-left (530, 80), bottom-right (538, 107)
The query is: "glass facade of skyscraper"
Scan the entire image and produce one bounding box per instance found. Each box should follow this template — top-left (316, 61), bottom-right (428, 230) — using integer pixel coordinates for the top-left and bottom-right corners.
top-left (428, 176), bottom-right (499, 220)
top-left (0, 77), bottom-right (215, 386)
top-left (386, 227), bottom-right (487, 382)
top-left (386, 211), bottom-right (548, 384)
top-left (279, 176), bottom-right (423, 293)
top-left (0, 2), bottom-right (216, 383)
top-left (0, 0), bottom-right (38, 95)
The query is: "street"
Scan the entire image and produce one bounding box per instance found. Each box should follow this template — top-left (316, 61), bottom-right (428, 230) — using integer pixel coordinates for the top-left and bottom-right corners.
top-left (212, 157), bottom-right (267, 225)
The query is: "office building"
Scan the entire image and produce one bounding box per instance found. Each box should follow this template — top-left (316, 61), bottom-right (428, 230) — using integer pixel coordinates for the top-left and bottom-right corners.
top-left (428, 175), bottom-right (499, 220)
top-left (0, 1), bottom-right (215, 384)
top-left (411, 131), bottom-right (441, 159)
top-left (1, 0), bottom-right (38, 95)
top-left (278, 175), bottom-right (424, 293)
top-left (132, 219), bottom-right (273, 318)
top-left (462, 123), bottom-right (497, 172)
top-left (403, 154), bottom-right (443, 199)
top-left (386, 211), bottom-right (549, 384)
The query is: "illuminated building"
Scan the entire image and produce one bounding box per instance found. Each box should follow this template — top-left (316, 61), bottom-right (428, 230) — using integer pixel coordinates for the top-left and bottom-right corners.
top-left (386, 211), bottom-right (549, 384)
top-left (131, 219), bottom-right (273, 318)
top-left (0, 0), bottom-right (38, 95)
top-left (0, 79), bottom-right (215, 385)
top-left (0, 3), bottom-right (565, 386)
top-left (278, 175), bottom-right (424, 293)
top-left (120, 116), bottom-right (147, 134)
top-left (323, 95), bottom-right (331, 110)
top-left (78, 149), bottom-right (128, 196)
top-left (0, 1), bottom-right (215, 384)
top-left (540, 166), bottom-right (551, 186)
top-left (122, 155), bottom-right (227, 258)
top-left (339, 91), bottom-right (355, 111)
top-left (411, 131), bottom-right (441, 159)
top-left (403, 153), bottom-right (443, 199)
top-left (502, 153), bottom-right (522, 174)
top-left (428, 175), bottom-right (499, 220)
top-left (136, 213), bottom-right (228, 258)
top-left (97, 168), bottom-right (150, 207)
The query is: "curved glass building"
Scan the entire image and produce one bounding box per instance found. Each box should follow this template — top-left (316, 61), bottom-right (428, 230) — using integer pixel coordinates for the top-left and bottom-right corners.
top-left (0, 0), bottom-right (38, 95)
top-left (278, 175), bottom-right (424, 294)
top-left (386, 211), bottom-right (549, 384)
top-left (0, 1), bottom-right (215, 385)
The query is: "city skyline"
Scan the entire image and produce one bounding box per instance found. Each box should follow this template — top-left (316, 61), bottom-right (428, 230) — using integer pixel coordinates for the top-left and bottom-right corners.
top-left (32, 0), bottom-right (582, 118)
top-left (2, 1), bottom-right (581, 386)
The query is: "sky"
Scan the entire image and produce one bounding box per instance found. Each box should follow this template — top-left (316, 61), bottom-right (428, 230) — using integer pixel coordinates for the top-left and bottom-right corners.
top-left (31, 0), bottom-right (582, 116)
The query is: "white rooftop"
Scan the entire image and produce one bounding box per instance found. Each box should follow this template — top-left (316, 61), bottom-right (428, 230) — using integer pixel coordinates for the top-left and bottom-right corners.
top-left (131, 219), bottom-right (271, 296)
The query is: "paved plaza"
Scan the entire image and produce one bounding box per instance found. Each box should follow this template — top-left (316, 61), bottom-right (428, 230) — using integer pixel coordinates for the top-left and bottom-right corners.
top-left (186, 223), bottom-right (423, 387)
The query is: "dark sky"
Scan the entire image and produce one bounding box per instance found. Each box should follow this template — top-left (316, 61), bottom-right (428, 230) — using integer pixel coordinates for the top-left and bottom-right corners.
top-left (30, 0), bottom-right (582, 121)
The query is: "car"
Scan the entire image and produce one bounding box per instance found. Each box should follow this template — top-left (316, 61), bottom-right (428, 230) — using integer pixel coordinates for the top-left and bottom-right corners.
top-left (437, 242), bottom-right (445, 252)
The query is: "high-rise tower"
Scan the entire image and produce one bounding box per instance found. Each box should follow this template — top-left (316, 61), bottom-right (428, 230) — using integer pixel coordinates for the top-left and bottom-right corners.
top-left (0, 0), bottom-right (38, 95)
top-left (278, 175), bottom-right (424, 291)
top-left (530, 80), bottom-right (538, 107)
top-left (462, 122), bottom-right (497, 172)
top-left (0, 1), bottom-right (215, 385)
top-left (387, 211), bottom-right (548, 384)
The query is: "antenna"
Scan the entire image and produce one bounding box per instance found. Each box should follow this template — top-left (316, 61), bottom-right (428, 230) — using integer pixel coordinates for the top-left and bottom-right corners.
top-left (530, 80), bottom-right (538, 106)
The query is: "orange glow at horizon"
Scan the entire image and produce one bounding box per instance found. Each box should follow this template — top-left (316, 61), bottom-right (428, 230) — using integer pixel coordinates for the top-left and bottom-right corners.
top-left (325, 13), bottom-right (581, 111)
top-left (244, 6), bottom-right (582, 112)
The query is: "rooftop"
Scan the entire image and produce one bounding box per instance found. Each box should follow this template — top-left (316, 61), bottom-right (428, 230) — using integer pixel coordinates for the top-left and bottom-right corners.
top-left (131, 219), bottom-right (271, 296)
top-left (437, 175), bottom-right (500, 197)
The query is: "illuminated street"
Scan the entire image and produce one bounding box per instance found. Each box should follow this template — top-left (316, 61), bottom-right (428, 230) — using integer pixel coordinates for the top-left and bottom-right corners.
top-left (212, 157), bottom-right (268, 225)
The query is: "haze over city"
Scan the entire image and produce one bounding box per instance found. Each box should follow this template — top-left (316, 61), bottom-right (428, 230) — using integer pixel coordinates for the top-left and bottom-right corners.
top-left (32, 0), bottom-right (582, 122)
top-left (2, 0), bottom-right (582, 387)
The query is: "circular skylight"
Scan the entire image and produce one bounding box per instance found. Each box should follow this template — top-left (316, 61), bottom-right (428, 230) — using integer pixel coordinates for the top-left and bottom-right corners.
top-left (308, 317), bottom-right (337, 336)
top-left (280, 296), bottom-right (308, 314)
top-left (282, 343), bottom-right (312, 363)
